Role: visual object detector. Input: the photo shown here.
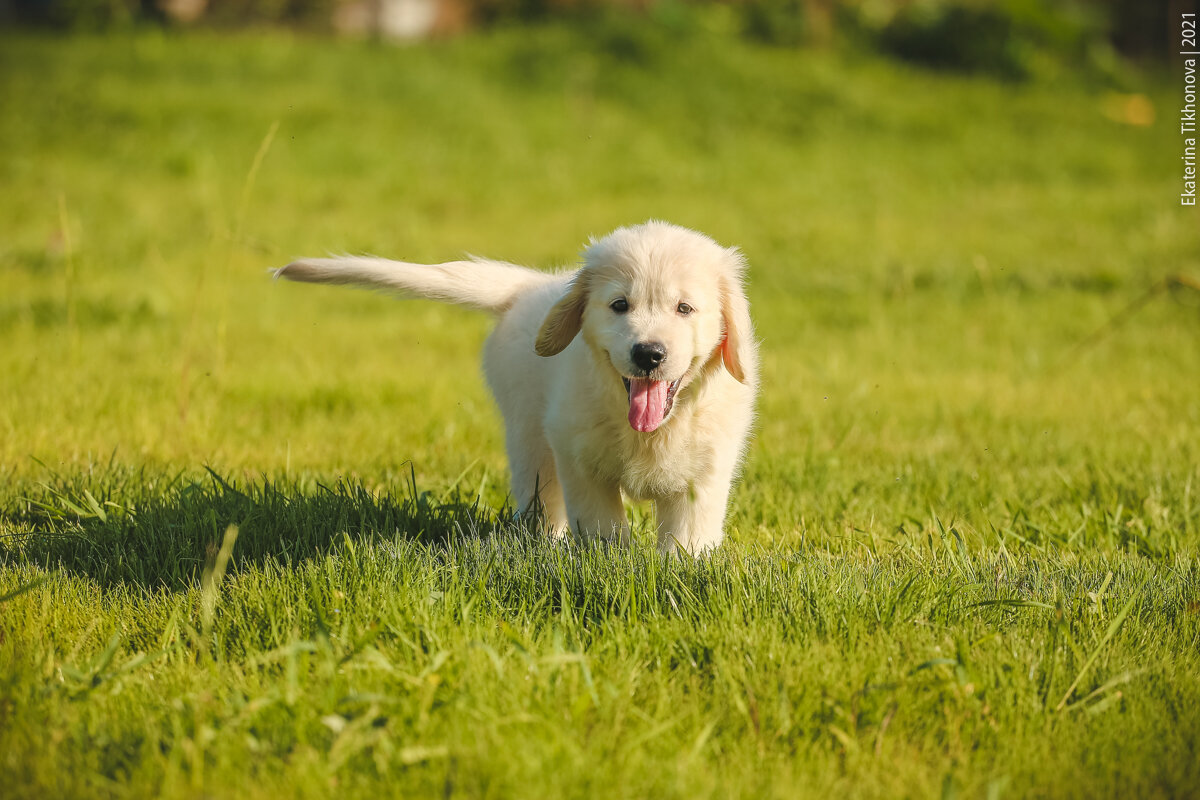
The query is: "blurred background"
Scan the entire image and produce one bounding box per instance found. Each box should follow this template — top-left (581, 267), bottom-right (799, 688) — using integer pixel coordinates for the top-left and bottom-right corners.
top-left (0, 0), bottom-right (1186, 71)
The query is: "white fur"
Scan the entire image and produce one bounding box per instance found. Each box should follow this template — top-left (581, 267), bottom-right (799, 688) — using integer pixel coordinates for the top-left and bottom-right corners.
top-left (275, 221), bottom-right (758, 554)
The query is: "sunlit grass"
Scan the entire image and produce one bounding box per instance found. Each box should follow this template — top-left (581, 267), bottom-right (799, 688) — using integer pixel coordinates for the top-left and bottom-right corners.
top-left (1, 24), bottom-right (1198, 798)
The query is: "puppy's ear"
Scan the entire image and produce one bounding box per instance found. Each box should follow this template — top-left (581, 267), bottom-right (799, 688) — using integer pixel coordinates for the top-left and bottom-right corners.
top-left (535, 275), bottom-right (589, 357)
top-left (719, 256), bottom-right (755, 385)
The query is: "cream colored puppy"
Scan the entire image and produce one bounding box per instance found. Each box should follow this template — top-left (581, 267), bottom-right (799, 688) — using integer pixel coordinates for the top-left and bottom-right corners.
top-left (275, 221), bottom-right (757, 554)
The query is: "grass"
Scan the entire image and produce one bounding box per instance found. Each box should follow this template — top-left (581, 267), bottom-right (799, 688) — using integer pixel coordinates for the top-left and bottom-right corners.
top-left (1, 21), bottom-right (1199, 799)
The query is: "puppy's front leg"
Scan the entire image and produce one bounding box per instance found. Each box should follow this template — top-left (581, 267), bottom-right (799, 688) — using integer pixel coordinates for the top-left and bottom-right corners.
top-left (557, 464), bottom-right (628, 545)
top-left (655, 471), bottom-right (735, 556)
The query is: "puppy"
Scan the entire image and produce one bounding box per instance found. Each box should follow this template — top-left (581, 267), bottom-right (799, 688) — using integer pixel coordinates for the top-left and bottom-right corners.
top-left (275, 221), bottom-right (757, 554)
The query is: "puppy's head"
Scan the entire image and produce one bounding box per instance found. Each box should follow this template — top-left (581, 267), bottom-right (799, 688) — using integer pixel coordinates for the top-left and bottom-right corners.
top-left (535, 221), bottom-right (754, 433)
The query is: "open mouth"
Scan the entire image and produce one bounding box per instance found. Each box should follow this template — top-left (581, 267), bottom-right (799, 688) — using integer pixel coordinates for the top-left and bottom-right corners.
top-left (622, 376), bottom-right (682, 433)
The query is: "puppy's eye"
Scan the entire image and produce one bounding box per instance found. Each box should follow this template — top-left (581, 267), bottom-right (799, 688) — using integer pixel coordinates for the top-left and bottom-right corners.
top-left (610, 298), bottom-right (629, 313)
top-left (676, 302), bottom-right (694, 316)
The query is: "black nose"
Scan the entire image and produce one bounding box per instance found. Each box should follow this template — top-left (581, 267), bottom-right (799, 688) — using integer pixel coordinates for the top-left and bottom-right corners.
top-left (631, 342), bottom-right (667, 373)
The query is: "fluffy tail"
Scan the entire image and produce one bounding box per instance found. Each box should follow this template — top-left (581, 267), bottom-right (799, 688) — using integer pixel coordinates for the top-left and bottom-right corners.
top-left (273, 255), bottom-right (555, 313)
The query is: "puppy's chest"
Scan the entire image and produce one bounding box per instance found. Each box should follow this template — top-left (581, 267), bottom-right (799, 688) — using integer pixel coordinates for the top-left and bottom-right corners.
top-left (584, 417), bottom-right (711, 500)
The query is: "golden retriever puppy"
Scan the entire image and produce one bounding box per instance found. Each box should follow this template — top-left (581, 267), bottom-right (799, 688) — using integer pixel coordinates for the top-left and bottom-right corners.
top-left (275, 221), bottom-right (757, 554)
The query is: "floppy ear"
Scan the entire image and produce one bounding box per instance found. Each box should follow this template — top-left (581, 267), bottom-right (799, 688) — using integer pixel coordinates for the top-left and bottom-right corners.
top-left (535, 274), bottom-right (589, 357)
top-left (719, 261), bottom-right (755, 385)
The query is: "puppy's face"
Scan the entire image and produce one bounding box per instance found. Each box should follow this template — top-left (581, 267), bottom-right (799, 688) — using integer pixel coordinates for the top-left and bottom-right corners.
top-left (536, 222), bottom-right (753, 433)
top-left (582, 256), bottom-right (722, 431)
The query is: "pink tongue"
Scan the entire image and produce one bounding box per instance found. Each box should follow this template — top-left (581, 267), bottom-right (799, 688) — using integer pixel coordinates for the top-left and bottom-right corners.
top-left (627, 378), bottom-right (668, 432)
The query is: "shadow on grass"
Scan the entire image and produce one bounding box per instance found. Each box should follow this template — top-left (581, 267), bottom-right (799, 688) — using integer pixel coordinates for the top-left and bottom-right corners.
top-left (1, 466), bottom-right (515, 591)
top-left (0, 467), bottom-right (823, 634)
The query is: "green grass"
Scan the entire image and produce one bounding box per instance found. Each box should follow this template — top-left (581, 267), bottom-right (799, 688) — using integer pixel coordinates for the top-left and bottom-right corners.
top-left (2, 23), bottom-right (1199, 799)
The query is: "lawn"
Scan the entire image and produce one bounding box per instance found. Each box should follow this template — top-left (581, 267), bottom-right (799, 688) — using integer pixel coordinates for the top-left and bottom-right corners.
top-left (1, 23), bottom-right (1199, 798)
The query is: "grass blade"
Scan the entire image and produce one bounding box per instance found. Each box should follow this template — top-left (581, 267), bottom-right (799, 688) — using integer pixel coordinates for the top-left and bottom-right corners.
top-left (1054, 584), bottom-right (1144, 712)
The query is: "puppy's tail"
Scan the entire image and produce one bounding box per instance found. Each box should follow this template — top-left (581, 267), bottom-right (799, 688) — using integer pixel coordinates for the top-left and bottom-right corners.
top-left (273, 255), bottom-right (556, 314)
